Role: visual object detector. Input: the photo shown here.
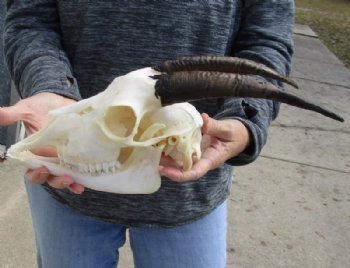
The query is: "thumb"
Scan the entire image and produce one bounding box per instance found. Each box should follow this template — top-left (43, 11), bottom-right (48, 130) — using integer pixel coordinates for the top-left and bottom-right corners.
top-left (0, 105), bottom-right (22, 126)
top-left (201, 113), bottom-right (233, 141)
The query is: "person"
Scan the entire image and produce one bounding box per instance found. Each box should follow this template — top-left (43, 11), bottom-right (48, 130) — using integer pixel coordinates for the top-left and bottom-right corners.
top-left (0, 0), bottom-right (10, 148)
top-left (0, 1), bottom-right (294, 267)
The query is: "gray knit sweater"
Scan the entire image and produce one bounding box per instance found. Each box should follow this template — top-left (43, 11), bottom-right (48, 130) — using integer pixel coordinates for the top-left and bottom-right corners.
top-left (4, 0), bottom-right (294, 227)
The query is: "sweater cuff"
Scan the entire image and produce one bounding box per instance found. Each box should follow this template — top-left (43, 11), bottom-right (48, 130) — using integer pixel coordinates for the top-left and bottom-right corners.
top-left (214, 98), bottom-right (268, 166)
top-left (19, 56), bottom-right (82, 101)
top-left (29, 75), bottom-right (82, 101)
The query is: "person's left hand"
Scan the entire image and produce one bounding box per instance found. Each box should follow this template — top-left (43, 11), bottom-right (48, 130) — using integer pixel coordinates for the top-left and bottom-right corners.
top-left (0, 92), bottom-right (84, 194)
top-left (160, 113), bottom-right (251, 182)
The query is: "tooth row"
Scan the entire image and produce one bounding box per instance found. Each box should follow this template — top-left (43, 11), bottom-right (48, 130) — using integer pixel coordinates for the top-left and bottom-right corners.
top-left (59, 157), bottom-right (120, 175)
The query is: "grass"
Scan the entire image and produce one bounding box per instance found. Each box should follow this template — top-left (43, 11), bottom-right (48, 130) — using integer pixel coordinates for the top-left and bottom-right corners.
top-left (295, 0), bottom-right (350, 67)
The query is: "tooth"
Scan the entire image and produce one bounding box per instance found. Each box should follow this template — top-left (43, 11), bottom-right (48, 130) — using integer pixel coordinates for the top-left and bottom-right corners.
top-left (95, 163), bottom-right (102, 174)
top-left (82, 164), bottom-right (89, 174)
top-left (58, 158), bottom-right (121, 175)
top-left (89, 164), bottom-right (96, 174)
top-left (78, 163), bottom-right (82, 173)
top-left (78, 163), bottom-right (85, 173)
top-left (109, 162), bottom-right (116, 173)
top-left (102, 162), bottom-right (109, 173)
top-left (63, 159), bottom-right (68, 167)
top-left (115, 161), bottom-right (121, 169)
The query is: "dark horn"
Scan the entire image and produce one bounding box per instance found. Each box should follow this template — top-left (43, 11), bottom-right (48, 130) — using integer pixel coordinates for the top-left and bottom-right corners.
top-left (152, 71), bottom-right (344, 122)
top-left (153, 56), bottom-right (299, 89)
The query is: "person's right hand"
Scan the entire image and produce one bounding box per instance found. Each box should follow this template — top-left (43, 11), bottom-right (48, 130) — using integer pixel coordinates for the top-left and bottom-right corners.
top-left (0, 92), bottom-right (85, 194)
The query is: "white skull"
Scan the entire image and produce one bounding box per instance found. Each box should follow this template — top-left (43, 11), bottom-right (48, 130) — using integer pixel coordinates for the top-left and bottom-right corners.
top-left (8, 67), bottom-right (203, 194)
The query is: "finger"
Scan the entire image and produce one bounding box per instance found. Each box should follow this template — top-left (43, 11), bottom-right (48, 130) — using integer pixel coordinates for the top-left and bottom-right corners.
top-left (160, 156), bottom-right (212, 182)
top-left (25, 167), bottom-right (50, 184)
top-left (160, 145), bottom-right (219, 182)
top-left (46, 175), bottom-right (84, 194)
top-left (31, 147), bottom-right (57, 157)
top-left (160, 138), bottom-right (234, 182)
top-left (200, 134), bottom-right (212, 151)
top-left (0, 106), bottom-right (22, 126)
top-left (67, 183), bottom-right (85, 195)
top-left (159, 154), bottom-right (182, 168)
top-left (201, 113), bottom-right (210, 134)
top-left (201, 113), bottom-right (234, 141)
top-left (27, 167), bottom-right (84, 194)
top-left (47, 175), bottom-right (75, 189)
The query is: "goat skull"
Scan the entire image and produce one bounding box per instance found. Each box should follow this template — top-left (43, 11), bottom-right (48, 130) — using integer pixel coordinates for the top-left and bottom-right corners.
top-left (8, 56), bottom-right (344, 194)
top-left (8, 67), bottom-right (202, 194)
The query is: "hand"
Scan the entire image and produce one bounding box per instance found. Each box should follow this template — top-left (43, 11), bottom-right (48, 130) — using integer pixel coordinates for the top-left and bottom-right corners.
top-left (160, 113), bottom-right (251, 182)
top-left (0, 92), bottom-right (84, 194)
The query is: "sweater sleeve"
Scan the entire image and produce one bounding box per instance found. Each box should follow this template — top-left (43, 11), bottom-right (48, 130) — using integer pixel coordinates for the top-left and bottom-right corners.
top-left (4, 0), bottom-right (81, 100)
top-left (216, 0), bottom-right (295, 166)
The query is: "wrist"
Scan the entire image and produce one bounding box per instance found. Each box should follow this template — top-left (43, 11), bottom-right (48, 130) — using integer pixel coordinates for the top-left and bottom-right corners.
top-left (232, 119), bottom-right (252, 153)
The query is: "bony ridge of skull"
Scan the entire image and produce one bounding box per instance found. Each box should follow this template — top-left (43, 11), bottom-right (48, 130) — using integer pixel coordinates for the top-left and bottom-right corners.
top-left (7, 67), bottom-right (203, 194)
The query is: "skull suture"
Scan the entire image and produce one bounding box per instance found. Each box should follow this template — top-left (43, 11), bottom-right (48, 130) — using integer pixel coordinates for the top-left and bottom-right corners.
top-left (8, 68), bottom-right (203, 194)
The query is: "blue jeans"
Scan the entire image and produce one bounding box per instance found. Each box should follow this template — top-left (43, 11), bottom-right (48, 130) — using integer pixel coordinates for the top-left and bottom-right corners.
top-left (25, 181), bottom-right (228, 268)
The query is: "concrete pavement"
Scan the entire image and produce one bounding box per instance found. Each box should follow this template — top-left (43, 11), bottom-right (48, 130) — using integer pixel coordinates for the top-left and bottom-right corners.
top-left (229, 26), bottom-right (350, 267)
top-left (0, 25), bottom-right (349, 267)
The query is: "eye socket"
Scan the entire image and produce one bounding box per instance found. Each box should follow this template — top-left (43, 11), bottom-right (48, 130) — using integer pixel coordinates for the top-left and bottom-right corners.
top-left (101, 106), bottom-right (136, 138)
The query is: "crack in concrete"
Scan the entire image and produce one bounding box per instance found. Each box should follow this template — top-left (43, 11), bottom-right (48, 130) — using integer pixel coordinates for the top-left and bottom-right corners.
top-left (271, 124), bottom-right (350, 134)
top-left (261, 155), bottom-right (350, 174)
top-left (293, 55), bottom-right (343, 67)
top-left (290, 76), bottom-right (350, 90)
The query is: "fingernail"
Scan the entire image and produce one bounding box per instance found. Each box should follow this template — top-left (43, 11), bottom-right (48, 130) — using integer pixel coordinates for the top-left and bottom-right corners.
top-left (73, 189), bottom-right (84, 195)
top-left (69, 185), bottom-right (84, 195)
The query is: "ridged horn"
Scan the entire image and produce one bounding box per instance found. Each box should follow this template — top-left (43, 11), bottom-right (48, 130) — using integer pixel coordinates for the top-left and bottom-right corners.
top-left (153, 56), bottom-right (299, 89)
top-left (152, 71), bottom-right (344, 122)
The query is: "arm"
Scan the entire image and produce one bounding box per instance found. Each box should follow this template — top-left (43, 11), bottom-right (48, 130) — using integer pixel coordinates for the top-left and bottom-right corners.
top-left (216, 0), bottom-right (295, 166)
top-left (2, 1), bottom-right (83, 193)
top-left (161, 0), bottom-right (294, 181)
top-left (4, 0), bottom-right (81, 100)
top-left (0, 1), bottom-right (11, 145)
